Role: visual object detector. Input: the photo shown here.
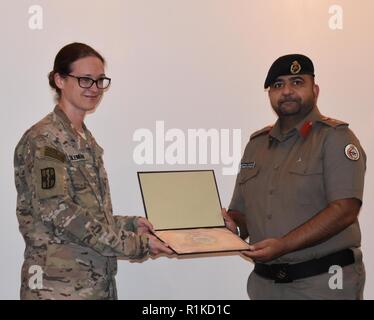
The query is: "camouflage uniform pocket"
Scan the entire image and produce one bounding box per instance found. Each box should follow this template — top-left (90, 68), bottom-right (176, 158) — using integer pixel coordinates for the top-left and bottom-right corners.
top-left (70, 167), bottom-right (88, 191)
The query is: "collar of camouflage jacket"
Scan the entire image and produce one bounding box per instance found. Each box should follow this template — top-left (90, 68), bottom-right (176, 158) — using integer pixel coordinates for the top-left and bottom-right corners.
top-left (53, 105), bottom-right (93, 145)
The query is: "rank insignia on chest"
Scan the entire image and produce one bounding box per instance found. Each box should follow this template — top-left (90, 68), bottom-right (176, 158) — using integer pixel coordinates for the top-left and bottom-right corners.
top-left (241, 162), bottom-right (256, 169)
top-left (69, 153), bottom-right (86, 161)
top-left (41, 167), bottom-right (56, 189)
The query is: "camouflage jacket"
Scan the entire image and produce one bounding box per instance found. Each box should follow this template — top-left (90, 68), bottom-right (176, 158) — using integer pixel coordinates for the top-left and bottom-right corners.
top-left (14, 106), bottom-right (149, 299)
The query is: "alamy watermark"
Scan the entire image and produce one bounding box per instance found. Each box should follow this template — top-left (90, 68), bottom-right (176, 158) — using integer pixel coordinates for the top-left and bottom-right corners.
top-left (133, 121), bottom-right (242, 175)
top-left (28, 5), bottom-right (43, 30)
top-left (28, 265), bottom-right (43, 290)
top-left (328, 5), bottom-right (343, 30)
top-left (328, 265), bottom-right (343, 290)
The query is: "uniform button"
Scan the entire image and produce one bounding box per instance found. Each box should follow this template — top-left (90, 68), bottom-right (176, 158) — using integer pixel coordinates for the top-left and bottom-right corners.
top-left (273, 165), bottom-right (279, 170)
top-left (267, 214), bottom-right (272, 220)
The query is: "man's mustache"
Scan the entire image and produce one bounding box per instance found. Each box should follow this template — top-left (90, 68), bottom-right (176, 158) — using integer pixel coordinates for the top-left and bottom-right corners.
top-left (279, 97), bottom-right (301, 105)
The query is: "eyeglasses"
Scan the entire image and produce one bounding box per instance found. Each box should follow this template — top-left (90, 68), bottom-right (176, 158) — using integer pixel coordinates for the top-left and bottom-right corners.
top-left (66, 74), bottom-right (111, 89)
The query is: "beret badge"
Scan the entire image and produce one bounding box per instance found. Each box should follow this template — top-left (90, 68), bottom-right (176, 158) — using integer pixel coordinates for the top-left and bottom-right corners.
top-left (290, 60), bottom-right (302, 74)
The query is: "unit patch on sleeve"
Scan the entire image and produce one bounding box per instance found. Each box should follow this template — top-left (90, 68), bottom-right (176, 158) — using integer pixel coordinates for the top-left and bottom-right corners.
top-left (344, 144), bottom-right (360, 161)
top-left (41, 167), bottom-right (56, 189)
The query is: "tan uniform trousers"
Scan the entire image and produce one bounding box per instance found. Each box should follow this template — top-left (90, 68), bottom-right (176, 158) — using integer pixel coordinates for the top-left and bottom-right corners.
top-left (247, 248), bottom-right (365, 300)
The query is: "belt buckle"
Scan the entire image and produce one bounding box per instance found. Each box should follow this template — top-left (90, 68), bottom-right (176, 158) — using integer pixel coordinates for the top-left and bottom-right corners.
top-left (272, 263), bottom-right (293, 283)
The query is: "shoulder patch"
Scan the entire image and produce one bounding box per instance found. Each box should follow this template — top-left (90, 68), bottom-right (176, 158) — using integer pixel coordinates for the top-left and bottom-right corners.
top-left (345, 144), bottom-right (360, 161)
top-left (319, 116), bottom-right (348, 128)
top-left (41, 168), bottom-right (56, 189)
top-left (35, 159), bottom-right (66, 199)
top-left (250, 125), bottom-right (273, 140)
top-left (42, 146), bottom-right (66, 163)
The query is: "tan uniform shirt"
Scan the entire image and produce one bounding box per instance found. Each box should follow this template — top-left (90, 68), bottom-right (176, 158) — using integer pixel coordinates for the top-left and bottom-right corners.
top-left (229, 107), bottom-right (366, 263)
top-left (14, 106), bottom-right (149, 299)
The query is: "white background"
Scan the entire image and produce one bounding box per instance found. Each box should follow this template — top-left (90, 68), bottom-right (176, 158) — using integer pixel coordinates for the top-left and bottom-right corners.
top-left (0, 0), bottom-right (373, 299)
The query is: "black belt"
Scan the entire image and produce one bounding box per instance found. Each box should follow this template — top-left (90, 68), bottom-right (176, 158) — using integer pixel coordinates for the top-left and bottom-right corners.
top-left (254, 249), bottom-right (355, 283)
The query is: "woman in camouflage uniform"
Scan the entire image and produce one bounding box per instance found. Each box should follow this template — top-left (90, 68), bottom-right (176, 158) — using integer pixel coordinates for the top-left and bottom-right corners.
top-left (14, 43), bottom-right (172, 300)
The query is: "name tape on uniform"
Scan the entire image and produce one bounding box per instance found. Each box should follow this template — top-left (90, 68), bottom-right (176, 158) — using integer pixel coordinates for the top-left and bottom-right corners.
top-left (241, 162), bottom-right (256, 169)
top-left (69, 154), bottom-right (86, 162)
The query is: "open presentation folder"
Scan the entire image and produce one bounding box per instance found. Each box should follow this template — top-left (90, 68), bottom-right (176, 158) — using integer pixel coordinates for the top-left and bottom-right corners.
top-left (137, 170), bottom-right (250, 255)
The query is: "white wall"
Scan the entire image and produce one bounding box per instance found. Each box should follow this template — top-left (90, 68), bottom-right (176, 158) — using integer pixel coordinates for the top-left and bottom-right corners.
top-left (1, 0), bottom-right (373, 299)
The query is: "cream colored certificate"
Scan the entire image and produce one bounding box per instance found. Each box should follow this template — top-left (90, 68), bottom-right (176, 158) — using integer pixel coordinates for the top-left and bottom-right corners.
top-left (138, 171), bottom-right (224, 230)
top-left (138, 170), bottom-right (250, 254)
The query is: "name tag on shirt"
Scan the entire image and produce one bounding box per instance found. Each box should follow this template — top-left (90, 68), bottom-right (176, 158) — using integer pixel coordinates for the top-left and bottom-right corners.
top-left (241, 162), bottom-right (256, 169)
top-left (69, 153), bottom-right (86, 162)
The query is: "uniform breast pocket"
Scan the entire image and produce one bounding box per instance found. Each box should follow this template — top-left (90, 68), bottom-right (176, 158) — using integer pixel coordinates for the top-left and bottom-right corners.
top-left (238, 167), bottom-right (260, 190)
top-left (70, 167), bottom-right (88, 191)
top-left (70, 165), bottom-right (102, 210)
top-left (288, 162), bottom-right (324, 206)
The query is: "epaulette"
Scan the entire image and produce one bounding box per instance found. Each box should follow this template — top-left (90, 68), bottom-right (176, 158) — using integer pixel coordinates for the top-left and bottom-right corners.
top-left (250, 125), bottom-right (273, 140)
top-left (319, 116), bottom-right (348, 128)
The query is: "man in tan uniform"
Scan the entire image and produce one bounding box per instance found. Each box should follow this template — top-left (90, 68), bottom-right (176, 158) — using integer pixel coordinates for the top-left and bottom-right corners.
top-left (224, 54), bottom-right (366, 299)
top-left (14, 43), bottom-right (172, 300)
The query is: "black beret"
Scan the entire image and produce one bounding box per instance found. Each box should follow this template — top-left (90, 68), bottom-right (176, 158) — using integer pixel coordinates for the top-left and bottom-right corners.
top-left (264, 54), bottom-right (315, 89)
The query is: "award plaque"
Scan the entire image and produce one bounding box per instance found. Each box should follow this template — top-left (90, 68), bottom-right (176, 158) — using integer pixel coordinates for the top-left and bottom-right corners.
top-left (137, 170), bottom-right (250, 255)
